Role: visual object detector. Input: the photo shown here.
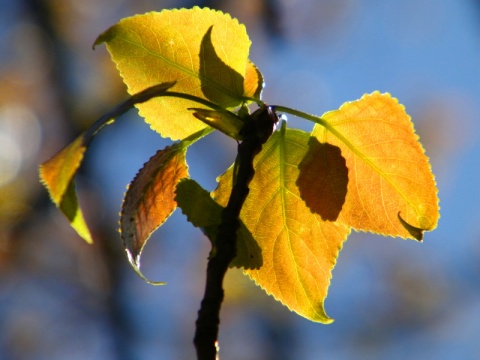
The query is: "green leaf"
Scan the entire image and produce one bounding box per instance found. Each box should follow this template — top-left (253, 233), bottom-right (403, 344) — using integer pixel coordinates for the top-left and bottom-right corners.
top-left (188, 108), bottom-right (244, 140)
top-left (95, 7), bottom-right (263, 140)
top-left (213, 124), bottom-right (351, 323)
top-left (175, 178), bottom-right (262, 270)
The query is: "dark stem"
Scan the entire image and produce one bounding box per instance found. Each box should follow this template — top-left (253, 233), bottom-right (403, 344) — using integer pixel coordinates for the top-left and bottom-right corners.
top-left (193, 106), bottom-right (279, 360)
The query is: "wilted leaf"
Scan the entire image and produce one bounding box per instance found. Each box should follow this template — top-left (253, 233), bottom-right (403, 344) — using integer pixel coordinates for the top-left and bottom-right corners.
top-left (95, 7), bottom-right (263, 140)
top-left (121, 144), bottom-right (189, 269)
top-left (214, 125), bottom-right (351, 323)
top-left (313, 92), bottom-right (439, 240)
top-left (175, 178), bottom-right (262, 269)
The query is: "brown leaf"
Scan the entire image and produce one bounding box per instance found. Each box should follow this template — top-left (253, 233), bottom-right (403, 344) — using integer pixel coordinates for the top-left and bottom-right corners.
top-left (120, 144), bottom-right (188, 267)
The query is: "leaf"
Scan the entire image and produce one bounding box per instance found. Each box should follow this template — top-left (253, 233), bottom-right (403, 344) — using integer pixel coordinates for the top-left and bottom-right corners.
top-left (175, 178), bottom-right (262, 269)
top-left (119, 125), bottom-right (212, 270)
top-left (95, 7), bottom-right (263, 140)
top-left (213, 125), bottom-right (351, 323)
top-left (188, 108), bottom-right (244, 140)
top-left (312, 92), bottom-right (439, 240)
top-left (120, 144), bottom-right (189, 269)
top-left (244, 60), bottom-right (264, 100)
top-left (39, 83), bottom-right (176, 244)
top-left (39, 135), bottom-right (93, 243)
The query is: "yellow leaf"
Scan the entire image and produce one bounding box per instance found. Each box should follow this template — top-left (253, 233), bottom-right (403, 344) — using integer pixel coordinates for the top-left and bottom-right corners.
top-left (313, 92), bottom-right (439, 239)
top-left (38, 83), bottom-right (176, 244)
top-left (95, 7), bottom-right (262, 140)
top-left (39, 135), bottom-right (93, 243)
top-left (244, 60), bottom-right (264, 100)
top-left (214, 126), bottom-right (350, 323)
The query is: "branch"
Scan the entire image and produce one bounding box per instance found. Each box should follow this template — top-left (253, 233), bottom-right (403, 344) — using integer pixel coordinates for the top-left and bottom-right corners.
top-left (193, 105), bottom-right (279, 360)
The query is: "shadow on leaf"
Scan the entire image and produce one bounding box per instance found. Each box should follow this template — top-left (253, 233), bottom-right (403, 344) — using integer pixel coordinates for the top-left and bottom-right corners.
top-left (297, 138), bottom-right (348, 221)
top-left (175, 179), bottom-right (262, 270)
top-left (199, 26), bottom-right (244, 106)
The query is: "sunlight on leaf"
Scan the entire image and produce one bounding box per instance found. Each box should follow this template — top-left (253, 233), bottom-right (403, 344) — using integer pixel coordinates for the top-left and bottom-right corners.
top-left (39, 135), bottom-right (92, 243)
top-left (121, 144), bottom-right (188, 269)
top-left (314, 92), bottom-right (439, 239)
top-left (214, 125), bottom-right (350, 323)
top-left (95, 7), bottom-right (263, 140)
top-left (175, 178), bottom-right (262, 269)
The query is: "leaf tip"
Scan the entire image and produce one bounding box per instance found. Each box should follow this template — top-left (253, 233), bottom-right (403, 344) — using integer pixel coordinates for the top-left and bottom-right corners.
top-left (398, 212), bottom-right (425, 241)
top-left (310, 302), bottom-right (335, 324)
top-left (93, 24), bottom-right (116, 49)
top-left (125, 249), bottom-right (166, 286)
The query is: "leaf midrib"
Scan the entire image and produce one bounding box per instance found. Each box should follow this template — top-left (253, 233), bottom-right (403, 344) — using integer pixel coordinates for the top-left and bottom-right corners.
top-left (277, 128), bottom-right (322, 315)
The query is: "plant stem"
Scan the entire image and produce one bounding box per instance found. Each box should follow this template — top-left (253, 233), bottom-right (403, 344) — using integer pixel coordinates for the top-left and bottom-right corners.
top-left (193, 105), bottom-right (279, 360)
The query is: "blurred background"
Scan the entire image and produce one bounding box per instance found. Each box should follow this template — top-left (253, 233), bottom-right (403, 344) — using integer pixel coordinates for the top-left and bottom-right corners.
top-left (1, 0), bottom-right (479, 359)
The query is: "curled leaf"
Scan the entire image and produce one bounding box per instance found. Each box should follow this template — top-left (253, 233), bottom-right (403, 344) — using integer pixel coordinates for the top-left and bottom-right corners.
top-left (398, 212), bottom-right (424, 241)
top-left (121, 144), bottom-right (189, 271)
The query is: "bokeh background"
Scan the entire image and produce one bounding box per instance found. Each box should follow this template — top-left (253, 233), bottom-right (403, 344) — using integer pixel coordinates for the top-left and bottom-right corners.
top-left (1, 0), bottom-right (479, 359)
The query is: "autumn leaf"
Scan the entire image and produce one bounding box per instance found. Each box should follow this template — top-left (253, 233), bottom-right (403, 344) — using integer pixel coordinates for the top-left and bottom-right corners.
top-left (214, 124), bottom-right (351, 323)
top-left (244, 60), bottom-right (264, 101)
top-left (120, 127), bottom-right (212, 271)
top-left (175, 178), bottom-right (262, 270)
top-left (39, 83), bottom-right (176, 244)
top-left (95, 7), bottom-right (263, 140)
top-left (309, 92), bottom-right (439, 240)
top-left (120, 144), bottom-right (188, 270)
top-left (39, 135), bottom-right (92, 243)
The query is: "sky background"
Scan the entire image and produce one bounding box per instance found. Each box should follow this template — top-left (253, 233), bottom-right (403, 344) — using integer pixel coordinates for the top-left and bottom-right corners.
top-left (0, 0), bottom-right (479, 359)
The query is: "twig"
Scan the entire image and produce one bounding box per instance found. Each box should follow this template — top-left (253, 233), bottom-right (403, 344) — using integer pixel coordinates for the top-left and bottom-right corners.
top-left (193, 105), bottom-right (279, 360)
